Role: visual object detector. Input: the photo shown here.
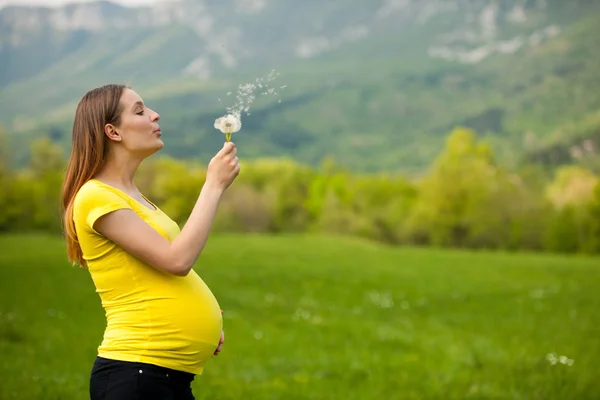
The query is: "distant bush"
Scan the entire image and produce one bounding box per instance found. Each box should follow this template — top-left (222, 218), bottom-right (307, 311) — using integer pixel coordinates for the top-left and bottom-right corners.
top-left (1, 127), bottom-right (598, 255)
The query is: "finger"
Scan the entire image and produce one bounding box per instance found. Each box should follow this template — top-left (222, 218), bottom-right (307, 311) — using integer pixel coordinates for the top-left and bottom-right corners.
top-left (220, 142), bottom-right (236, 156)
top-left (229, 145), bottom-right (237, 159)
top-left (224, 155), bottom-right (237, 166)
top-left (216, 143), bottom-right (231, 159)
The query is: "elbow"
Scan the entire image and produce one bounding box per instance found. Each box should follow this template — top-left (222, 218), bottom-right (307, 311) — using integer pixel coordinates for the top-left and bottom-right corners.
top-left (169, 261), bottom-right (194, 277)
top-left (160, 248), bottom-right (196, 276)
top-left (171, 268), bottom-right (191, 277)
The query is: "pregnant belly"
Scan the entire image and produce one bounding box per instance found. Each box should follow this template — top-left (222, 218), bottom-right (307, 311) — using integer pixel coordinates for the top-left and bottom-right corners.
top-left (165, 273), bottom-right (223, 346)
top-left (100, 272), bottom-right (223, 373)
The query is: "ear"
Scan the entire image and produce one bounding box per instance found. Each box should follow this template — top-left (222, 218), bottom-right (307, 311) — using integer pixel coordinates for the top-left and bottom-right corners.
top-left (104, 123), bottom-right (122, 142)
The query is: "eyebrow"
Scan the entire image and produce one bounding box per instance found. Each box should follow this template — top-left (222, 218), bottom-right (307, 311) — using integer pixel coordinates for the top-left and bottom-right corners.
top-left (131, 101), bottom-right (144, 110)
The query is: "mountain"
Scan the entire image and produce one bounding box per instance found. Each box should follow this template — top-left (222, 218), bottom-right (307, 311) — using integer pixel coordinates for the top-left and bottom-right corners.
top-left (1, 0), bottom-right (600, 173)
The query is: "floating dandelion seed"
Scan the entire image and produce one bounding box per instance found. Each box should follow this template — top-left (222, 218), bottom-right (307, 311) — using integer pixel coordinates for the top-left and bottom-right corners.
top-left (220, 69), bottom-right (284, 118)
top-left (214, 69), bottom-right (286, 142)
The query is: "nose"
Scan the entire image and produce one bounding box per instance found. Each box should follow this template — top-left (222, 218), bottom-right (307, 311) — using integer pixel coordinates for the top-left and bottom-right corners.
top-left (150, 108), bottom-right (160, 122)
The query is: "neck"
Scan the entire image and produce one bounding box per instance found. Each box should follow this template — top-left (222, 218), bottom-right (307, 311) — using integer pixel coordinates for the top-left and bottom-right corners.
top-left (94, 148), bottom-right (143, 190)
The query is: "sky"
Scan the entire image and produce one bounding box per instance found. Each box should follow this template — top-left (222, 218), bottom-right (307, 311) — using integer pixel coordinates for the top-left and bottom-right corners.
top-left (0, 0), bottom-right (158, 7)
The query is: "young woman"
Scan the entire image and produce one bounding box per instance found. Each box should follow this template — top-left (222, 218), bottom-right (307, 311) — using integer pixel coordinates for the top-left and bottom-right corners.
top-left (60, 84), bottom-right (240, 400)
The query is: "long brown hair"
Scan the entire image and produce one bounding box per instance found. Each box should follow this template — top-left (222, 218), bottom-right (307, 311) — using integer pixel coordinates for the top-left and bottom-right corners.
top-left (61, 84), bottom-right (127, 267)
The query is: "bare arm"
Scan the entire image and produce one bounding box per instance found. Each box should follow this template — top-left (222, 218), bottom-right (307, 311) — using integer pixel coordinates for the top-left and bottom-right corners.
top-left (94, 142), bottom-right (240, 276)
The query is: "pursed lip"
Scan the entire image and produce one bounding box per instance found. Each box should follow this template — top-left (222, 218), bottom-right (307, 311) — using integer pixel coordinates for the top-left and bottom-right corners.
top-left (153, 127), bottom-right (162, 136)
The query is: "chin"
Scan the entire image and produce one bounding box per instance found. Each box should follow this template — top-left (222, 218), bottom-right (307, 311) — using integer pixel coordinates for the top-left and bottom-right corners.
top-left (141, 142), bottom-right (164, 158)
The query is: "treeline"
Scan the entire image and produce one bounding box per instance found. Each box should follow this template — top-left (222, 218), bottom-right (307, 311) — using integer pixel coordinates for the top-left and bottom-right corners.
top-left (1, 127), bottom-right (600, 254)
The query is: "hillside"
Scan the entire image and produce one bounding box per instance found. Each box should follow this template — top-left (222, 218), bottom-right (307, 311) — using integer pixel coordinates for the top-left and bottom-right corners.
top-left (1, 0), bottom-right (600, 172)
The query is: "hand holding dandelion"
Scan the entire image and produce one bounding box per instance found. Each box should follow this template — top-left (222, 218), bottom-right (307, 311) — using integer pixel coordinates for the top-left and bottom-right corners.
top-left (214, 114), bottom-right (242, 143)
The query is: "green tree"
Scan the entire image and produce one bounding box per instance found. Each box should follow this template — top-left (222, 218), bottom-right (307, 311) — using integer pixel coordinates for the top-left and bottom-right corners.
top-left (305, 158), bottom-right (359, 236)
top-left (351, 174), bottom-right (417, 243)
top-left (405, 127), bottom-right (533, 249)
top-left (0, 127), bottom-right (12, 230)
top-left (239, 158), bottom-right (314, 232)
top-left (544, 206), bottom-right (580, 253)
top-left (28, 137), bottom-right (66, 231)
top-left (546, 165), bottom-right (598, 209)
top-left (582, 182), bottom-right (600, 253)
top-left (544, 165), bottom-right (599, 253)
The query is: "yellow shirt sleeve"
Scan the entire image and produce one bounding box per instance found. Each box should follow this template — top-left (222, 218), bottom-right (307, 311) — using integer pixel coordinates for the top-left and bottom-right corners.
top-left (73, 181), bottom-right (133, 235)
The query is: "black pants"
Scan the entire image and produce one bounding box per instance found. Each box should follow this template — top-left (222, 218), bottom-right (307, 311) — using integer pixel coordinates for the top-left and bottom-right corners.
top-left (90, 356), bottom-right (196, 400)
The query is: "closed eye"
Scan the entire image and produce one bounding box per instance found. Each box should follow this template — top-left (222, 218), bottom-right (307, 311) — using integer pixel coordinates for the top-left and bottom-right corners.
top-left (132, 100), bottom-right (145, 115)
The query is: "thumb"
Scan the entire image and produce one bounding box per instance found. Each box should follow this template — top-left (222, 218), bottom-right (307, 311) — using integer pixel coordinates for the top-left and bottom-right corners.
top-left (219, 142), bottom-right (235, 155)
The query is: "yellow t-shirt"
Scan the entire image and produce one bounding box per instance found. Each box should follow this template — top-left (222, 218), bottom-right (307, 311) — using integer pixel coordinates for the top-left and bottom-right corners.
top-left (73, 179), bottom-right (222, 375)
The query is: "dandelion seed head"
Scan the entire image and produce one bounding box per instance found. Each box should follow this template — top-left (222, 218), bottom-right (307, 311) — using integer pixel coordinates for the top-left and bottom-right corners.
top-left (546, 353), bottom-right (574, 367)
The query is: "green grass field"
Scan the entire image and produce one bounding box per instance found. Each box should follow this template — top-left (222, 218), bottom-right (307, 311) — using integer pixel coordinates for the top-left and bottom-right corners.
top-left (1, 233), bottom-right (599, 399)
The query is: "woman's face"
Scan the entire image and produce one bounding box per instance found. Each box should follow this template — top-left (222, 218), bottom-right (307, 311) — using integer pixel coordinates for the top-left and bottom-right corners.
top-left (110, 88), bottom-right (163, 157)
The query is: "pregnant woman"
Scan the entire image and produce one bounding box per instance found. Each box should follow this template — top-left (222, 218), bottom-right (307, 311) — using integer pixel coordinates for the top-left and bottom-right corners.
top-left (60, 84), bottom-right (240, 400)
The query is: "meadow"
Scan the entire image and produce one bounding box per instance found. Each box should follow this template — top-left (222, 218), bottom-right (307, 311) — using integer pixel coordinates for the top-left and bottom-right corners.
top-left (1, 233), bottom-right (599, 400)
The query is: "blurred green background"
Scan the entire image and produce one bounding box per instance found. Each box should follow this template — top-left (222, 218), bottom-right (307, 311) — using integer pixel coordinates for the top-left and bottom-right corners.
top-left (1, 0), bottom-right (600, 398)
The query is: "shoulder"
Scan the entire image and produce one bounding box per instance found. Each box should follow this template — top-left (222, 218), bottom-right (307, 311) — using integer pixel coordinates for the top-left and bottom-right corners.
top-left (74, 179), bottom-right (129, 209)
top-left (73, 179), bottom-right (134, 233)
